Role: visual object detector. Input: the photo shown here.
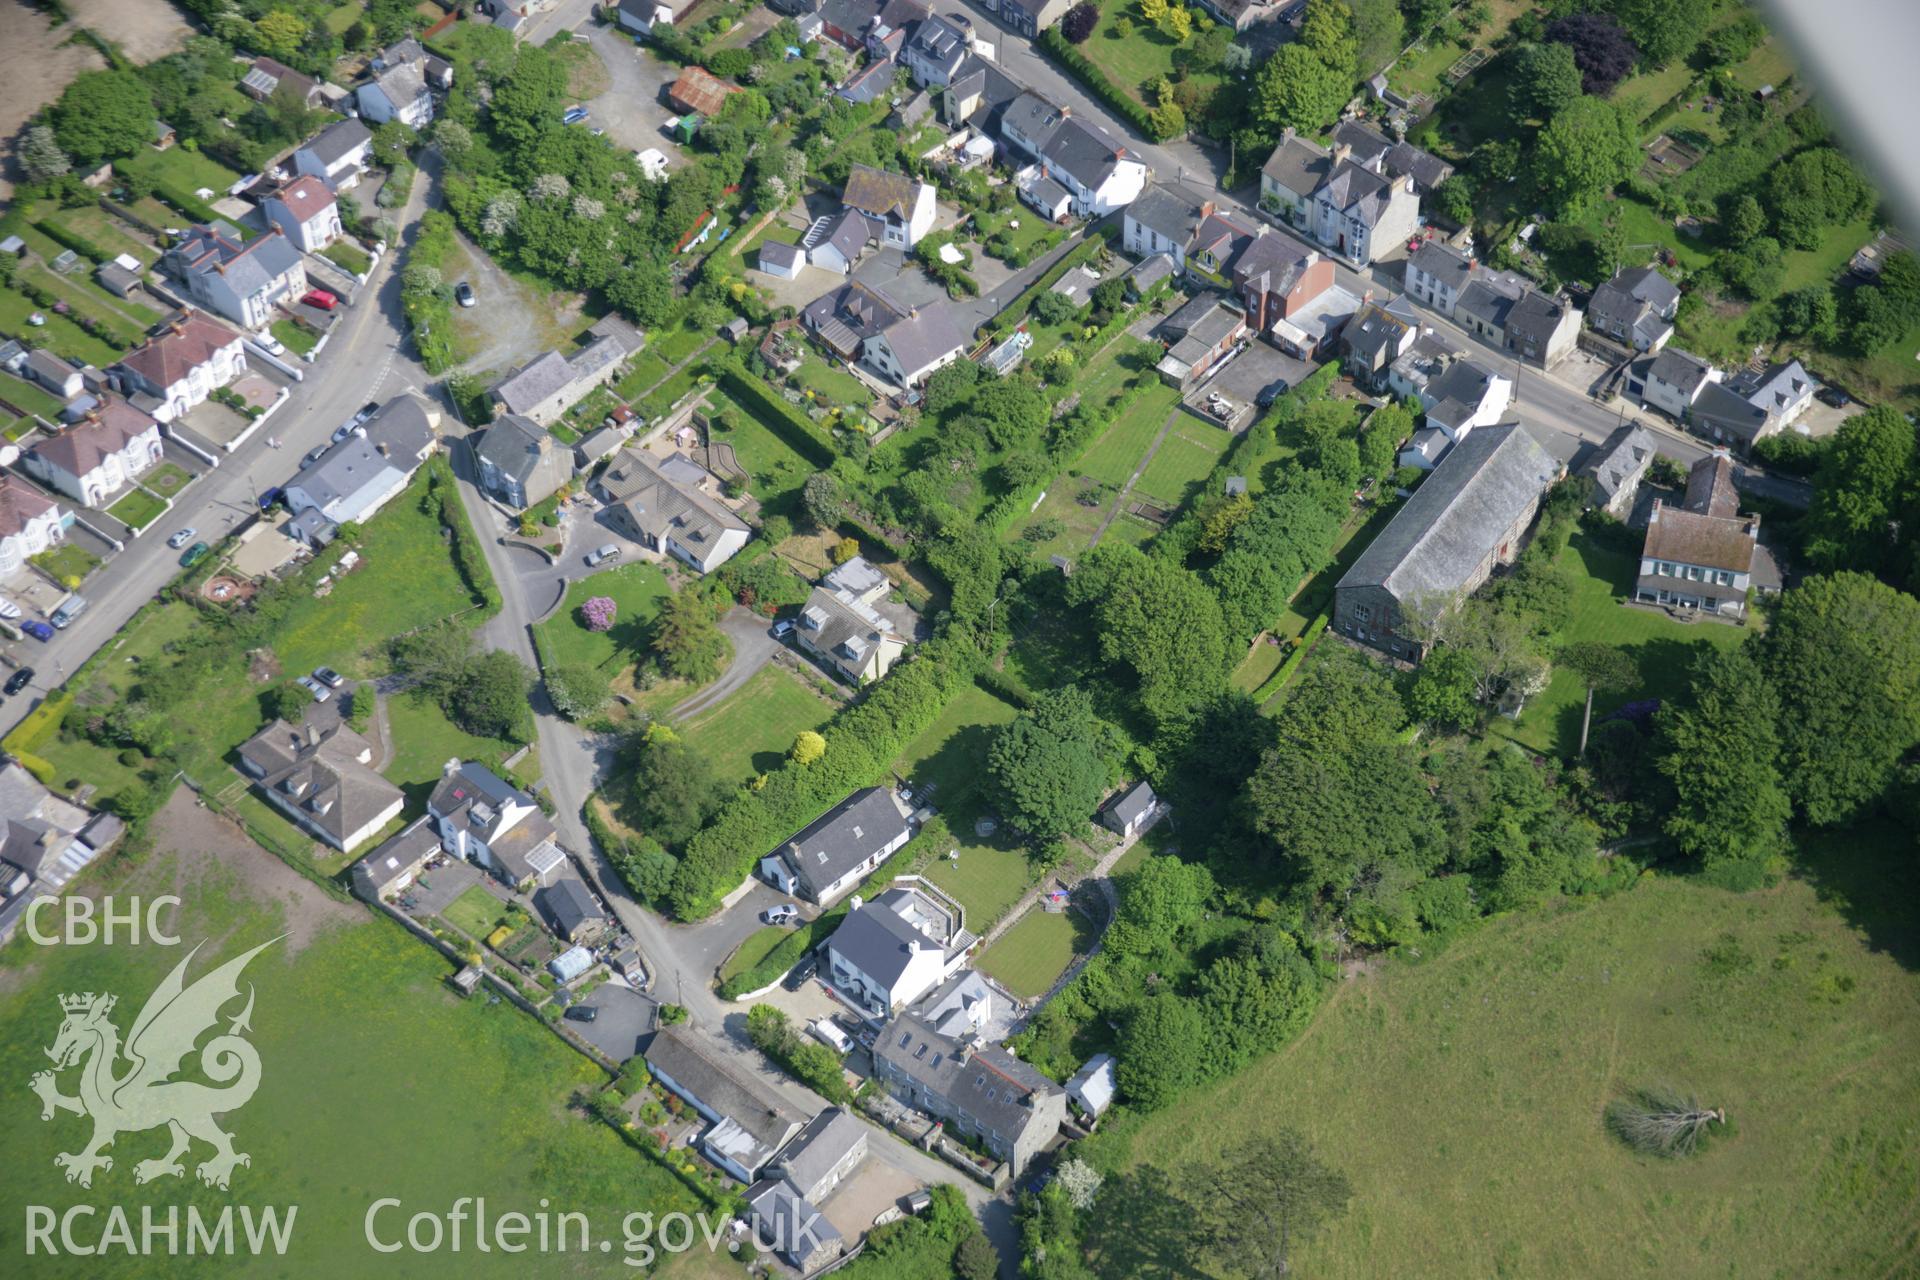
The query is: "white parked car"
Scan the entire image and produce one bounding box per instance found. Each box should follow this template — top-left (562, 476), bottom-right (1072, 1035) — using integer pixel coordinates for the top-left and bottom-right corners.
top-left (254, 330), bottom-right (285, 356)
top-left (167, 527), bottom-right (197, 549)
top-left (585, 543), bottom-right (621, 567)
top-left (295, 675), bottom-right (332, 703)
top-left (761, 903), bottom-right (799, 926)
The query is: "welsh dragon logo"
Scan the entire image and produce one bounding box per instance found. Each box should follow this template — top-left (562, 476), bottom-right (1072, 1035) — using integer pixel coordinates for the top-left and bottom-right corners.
top-left (30, 939), bottom-right (278, 1190)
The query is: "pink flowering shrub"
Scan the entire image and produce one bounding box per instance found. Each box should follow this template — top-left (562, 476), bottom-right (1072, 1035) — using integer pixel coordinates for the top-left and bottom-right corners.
top-left (580, 596), bottom-right (616, 632)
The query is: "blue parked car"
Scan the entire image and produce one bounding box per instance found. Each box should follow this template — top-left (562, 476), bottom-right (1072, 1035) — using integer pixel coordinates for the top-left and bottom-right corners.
top-left (258, 486), bottom-right (284, 511)
top-left (562, 106), bottom-right (589, 125)
top-left (22, 620), bottom-right (54, 642)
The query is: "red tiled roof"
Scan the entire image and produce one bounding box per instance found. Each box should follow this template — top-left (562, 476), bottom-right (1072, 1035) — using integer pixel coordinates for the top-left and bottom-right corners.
top-left (1642, 502), bottom-right (1757, 573)
top-left (272, 174), bottom-right (335, 223)
top-left (117, 313), bottom-right (244, 390)
top-left (0, 475), bottom-right (55, 538)
top-left (29, 398), bottom-right (158, 480)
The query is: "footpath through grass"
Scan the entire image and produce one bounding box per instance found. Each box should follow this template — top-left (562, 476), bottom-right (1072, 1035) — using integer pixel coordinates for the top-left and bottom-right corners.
top-left (1108, 825), bottom-right (1920, 1280)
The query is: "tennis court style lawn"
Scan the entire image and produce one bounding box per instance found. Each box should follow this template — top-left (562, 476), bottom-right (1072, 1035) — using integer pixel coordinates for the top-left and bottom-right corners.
top-left (977, 906), bottom-right (1096, 998)
top-left (679, 664), bottom-right (836, 788)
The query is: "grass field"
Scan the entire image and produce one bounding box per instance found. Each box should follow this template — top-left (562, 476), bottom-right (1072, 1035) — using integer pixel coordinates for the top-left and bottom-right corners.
top-left (978, 906), bottom-right (1095, 999)
top-left (41, 202), bottom-right (161, 267)
top-left (678, 664), bottom-right (836, 788)
top-left (108, 488), bottom-right (168, 529)
top-left (532, 562), bottom-right (672, 674)
top-left (1081, 4), bottom-right (1225, 107)
top-left (0, 287), bottom-right (124, 366)
top-left (1229, 639), bottom-right (1287, 693)
top-left (1133, 417), bottom-right (1233, 506)
top-left (1492, 531), bottom-right (1746, 758)
top-left (0, 369), bottom-right (66, 418)
top-left (1108, 825), bottom-right (1920, 1280)
top-left (707, 387), bottom-right (818, 509)
top-left (116, 146), bottom-right (243, 197)
top-left (443, 883), bottom-right (510, 939)
top-left (0, 811), bottom-right (726, 1280)
top-left (789, 357), bottom-right (870, 407)
top-left (324, 239), bottom-right (374, 278)
top-left (1073, 387), bottom-right (1180, 489)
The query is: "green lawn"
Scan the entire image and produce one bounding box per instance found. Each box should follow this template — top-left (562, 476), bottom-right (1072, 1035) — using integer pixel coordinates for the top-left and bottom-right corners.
top-left (0, 828), bottom-right (723, 1280)
top-left (0, 369), bottom-right (65, 418)
top-left (443, 883), bottom-right (511, 939)
top-left (272, 319), bottom-right (319, 355)
top-left (707, 387), bottom-right (819, 508)
top-left (679, 664), bottom-right (837, 788)
top-left (108, 488), bottom-right (168, 529)
top-left (1074, 386), bottom-right (1180, 489)
top-left (720, 925), bottom-right (790, 982)
top-left (115, 146), bottom-right (243, 197)
top-left (382, 690), bottom-right (520, 803)
top-left (1574, 195), bottom-right (1715, 275)
top-left (889, 680), bottom-right (1022, 807)
top-left (789, 358), bottom-right (870, 408)
top-left (977, 906), bottom-right (1095, 998)
top-left (41, 202), bottom-right (160, 267)
top-left (1110, 824), bottom-right (1920, 1280)
top-left (614, 349), bottom-right (675, 401)
top-left (323, 239), bottom-right (373, 278)
top-left (532, 562), bottom-right (672, 673)
top-left (323, 0), bottom-right (364, 33)
top-left (0, 287), bottom-right (123, 366)
top-left (1133, 418), bottom-right (1233, 506)
top-left (19, 261), bottom-right (155, 343)
top-left (1492, 531), bottom-right (1747, 757)
top-left (1229, 639), bottom-right (1287, 693)
top-left (31, 542), bottom-right (102, 588)
top-left (1082, 4), bottom-right (1224, 106)
top-left (143, 461), bottom-right (193, 498)
top-left (923, 836), bottom-right (1041, 935)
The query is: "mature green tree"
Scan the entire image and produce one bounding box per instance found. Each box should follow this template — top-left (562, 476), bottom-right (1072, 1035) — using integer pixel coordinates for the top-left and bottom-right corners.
top-left (1208, 491), bottom-right (1341, 639)
top-left (952, 1230), bottom-right (999, 1280)
top-left (1776, 284), bottom-right (1840, 343)
top-left (1116, 994), bottom-right (1210, 1110)
top-left (1719, 234), bottom-right (1784, 300)
top-left (1252, 43), bottom-right (1352, 136)
top-left (20, 126), bottom-right (71, 183)
top-left (987, 686), bottom-right (1121, 842)
top-left (1104, 854), bottom-right (1215, 962)
top-left (1533, 95), bottom-right (1638, 213)
top-left (1723, 192), bottom-right (1767, 247)
top-left (1803, 406), bottom-right (1917, 573)
top-left (1507, 42), bottom-right (1582, 123)
top-left (1272, 643), bottom-right (1407, 753)
top-left (451, 651), bottom-right (535, 742)
top-left (546, 663), bottom-right (612, 720)
top-left (1298, 0), bottom-right (1358, 73)
top-left (1344, 0), bottom-right (1404, 80)
top-left (1559, 640), bottom-right (1638, 756)
top-left (1360, 401), bottom-right (1413, 479)
top-left (1657, 645), bottom-right (1791, 872)
top-left (1068, 542), bottom-right (1232, 729)
top-left (261, 683), bottom-right (311, 724)
top-left (51, 70), bottom-right (157, 167)
top-left (650, 593), bottom-right (728, 684)
top-left (1430, 173), bottom-right (1477, 226)
top-left (800, 472), bottom-right (845, 531)
top-left (1606, 0), bottom-right (1713, 67)
top-left (626, 726), bottom-right (729, 846)
top-left (1762, 573), bottom-right (1920, 825)
top-left (1180, 1131), bottom-right (1353, 1280)
top-left (1198, 954), bottom-right (1315, 1070)
top-left (1405, 644), bottom-right (1482, 731)
top-left (1767, 148), bottom-right (1872, 250)
top-left (389, 621), bottom-right (474, 697)
top-left (1247, 737), bottom-right (1439, 894)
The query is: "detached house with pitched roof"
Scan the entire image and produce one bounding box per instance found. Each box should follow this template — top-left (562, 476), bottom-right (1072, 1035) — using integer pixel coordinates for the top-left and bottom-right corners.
top-left (1258, 128), bottom-right (1426, 267)
top-left (110, 312), bottom-right (248, 423)
top-left (1333, 422), bottom-right (1562, 661)
top-left (1632, 347), bottom-right (1722, 422)
top-left (1636, 450), bottom-right (1759, 619)
top-left (22, 399), bottom-right (163, 508)
top-left (1688, 359), bottom-right (1818, 453)
top-left (759, 787), bottom-right (914, 906)
top-left (795, 578), bottom-right (906, 683)
top-left (474, 413), bottom-right (574, 510)
top-left (825, 881), bottom-right (974, 1017)
top-left (237, 713), bottom-right (405, 853)
top-left (490, 320), bottom-right (639, 426)
top-left (595, 448), bottom-right (751, 574)
top-left (841, 164), bottom-right (936, 249)
top-left (429, 760), bottom-right (568, 890)
top-left (1001, 93), bottom-right (1146, 217)
top-left (864, 304), bottom-right (968, 388)
top-left (260, 175), bottom-right (343, 254)
top-left (294, 118), bottom-right (374, 191)
top-left (1587, 264), bottom-right (1681, 353)
top-left (164, 224), bottom-right (307, 331)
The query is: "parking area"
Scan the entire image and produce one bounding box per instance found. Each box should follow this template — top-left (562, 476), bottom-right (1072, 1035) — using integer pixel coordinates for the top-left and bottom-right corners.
top-left (395, 853), bottom-right (487, 919)
top-left (565, 984), bottom-right (659, 1061)
top-left (816, 1160), bottom-right (923, 1242)
top-left (579, 20), bottom-right (696, 166)
top-left (1201, 341), bottom-right (1317, 428)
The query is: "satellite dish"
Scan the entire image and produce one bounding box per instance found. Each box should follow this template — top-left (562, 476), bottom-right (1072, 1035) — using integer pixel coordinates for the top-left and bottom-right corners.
top-left (0, 446), bottom-right (19, 468)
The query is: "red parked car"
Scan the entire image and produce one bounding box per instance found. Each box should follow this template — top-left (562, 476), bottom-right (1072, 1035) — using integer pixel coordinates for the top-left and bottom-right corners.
top-left (301, 288), bottom-right (338, 311)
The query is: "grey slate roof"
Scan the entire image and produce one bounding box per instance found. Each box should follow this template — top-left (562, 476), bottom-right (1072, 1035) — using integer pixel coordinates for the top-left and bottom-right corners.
top-left (302, 118), bottom-right (373, 168)
top-left (1590, 265), bottom-right (1679, 330)
top-left (759, 240), bottom-right (805, 272)
top-left (907, 13), bottom-right (970, 77)
top-left (1582, 422), bottom-right (1655, 505)
top-left (492, 351), bottom-right (575, 416)
top-left (598, 448), bottom-right (748, 559)
top-left (1689, 380), bottom-right (1767, 440)
top-left (745, 1178), bottom-right (843, 1266)
top-left (473, 413), bottom-right (553, 486)
top-left (168, 224), bottom-right (302, 298)
top-left (1065, 1053), bottom-right (1117, 1117)
top-left (802, 280), bottom-right (903, 358)
top-left (798, 583), bottom-right (900, 676)
top-left (1648, 347), bottom-right (1717, 397)
top-left (537, 877), bottom-right (605, 937)
top-left (1329, 118), bottom-right (1394, 167)
top-left (360, 392), bottom-right (438, 462)
top-left (1456, 275), bottom-right (1522, 331)
top-left (1409, 240), bottom-right (1472, 292)
top-left (914, 969), bottom-right (993, 1037)
top-left (1261, 132), bottom-right (1331, 196)
top-left (353, 816), bottom-right (442, 895)
top-left (770, 787), bottom-right (911, 899)
top-left (1126, 183), bottom-right (1208, 246)
top-left (1726, 359), bottom-right (1815, 416)
top-left (828, 886), bottom-right (962, 992)
top-left (644, 1025), bottom-right (805, 1170)
top-left (296, 435), bottom-right (403, 518)
top-left (875, 1016), bottom-right (1064, 1148)
top-left (1127, 252), bottom-right (1178, 293)
top-left (1106, 780), bottom-right (1156, 829)
top-left (1040, 115), bottom-right (1137, 193)
top-left (1505, 290), bottom-right (1572, 348)
top-left (876, 304), bottom-right (967, 375)
top-left (237, 715), bottom-right (402, 847)
top-left (1337, 422), bottom-right (1559, 607)
top-left (769, 1107), bottom-right (867, 1201)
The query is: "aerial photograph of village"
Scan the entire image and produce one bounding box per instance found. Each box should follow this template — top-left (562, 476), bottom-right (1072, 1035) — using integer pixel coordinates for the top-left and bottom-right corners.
top-left (0, 0), bottom-right (1913, 1275)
